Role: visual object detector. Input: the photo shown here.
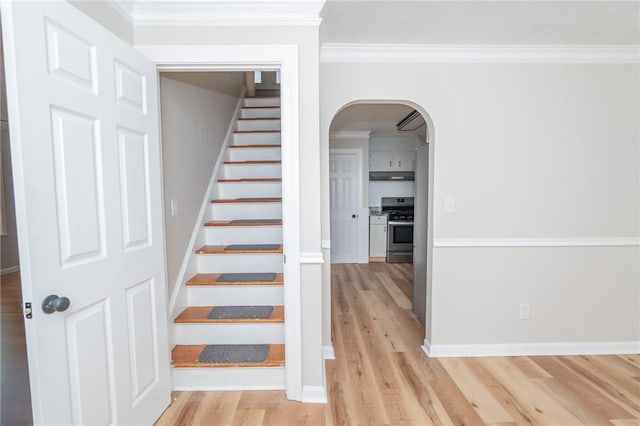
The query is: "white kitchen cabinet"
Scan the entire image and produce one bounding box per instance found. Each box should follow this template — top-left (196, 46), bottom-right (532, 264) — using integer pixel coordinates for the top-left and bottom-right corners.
top-left (369, 214), bottom-right (388, 261)
top-left (369, 151), bottom-right (415, 172)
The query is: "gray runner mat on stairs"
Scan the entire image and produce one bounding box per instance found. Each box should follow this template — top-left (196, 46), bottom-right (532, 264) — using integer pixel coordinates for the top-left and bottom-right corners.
top-left (216, 273), bottom-right (277, 282)
top-left (225, 244), bottom-right (280, 251)
top-left (207, 306), bottom-right (273, 320)
top-left (197, 344), bottom-right (269, 364)
top-left (230, 219), bottom-right (281, 224)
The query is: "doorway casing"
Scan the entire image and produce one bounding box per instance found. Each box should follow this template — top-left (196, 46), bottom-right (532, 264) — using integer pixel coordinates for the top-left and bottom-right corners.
top-left (137, 44), bottom-right (303, 401)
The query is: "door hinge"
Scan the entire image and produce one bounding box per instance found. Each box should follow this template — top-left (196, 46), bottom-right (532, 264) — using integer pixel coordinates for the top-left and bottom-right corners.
top-left (283, 254), bottom-right (287, 264)
top-left (24, 302), bottom-right (32, 319)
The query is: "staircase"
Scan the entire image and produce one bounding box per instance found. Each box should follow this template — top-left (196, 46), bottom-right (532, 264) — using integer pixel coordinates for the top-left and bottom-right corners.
top-left (171, 94), bottom-right (286, 390)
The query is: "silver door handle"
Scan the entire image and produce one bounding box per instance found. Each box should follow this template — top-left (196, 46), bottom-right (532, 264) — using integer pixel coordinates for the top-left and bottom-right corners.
top-left (42, 295), bottom-right (70, 314)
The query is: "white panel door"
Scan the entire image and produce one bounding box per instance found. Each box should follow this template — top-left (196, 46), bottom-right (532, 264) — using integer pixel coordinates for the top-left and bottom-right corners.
top-left (330, 152), bottom-right (361, 263)
top-left (413, 144), bottom-right (429, 325)
top-left (1, 2), bottom-right (171, 425)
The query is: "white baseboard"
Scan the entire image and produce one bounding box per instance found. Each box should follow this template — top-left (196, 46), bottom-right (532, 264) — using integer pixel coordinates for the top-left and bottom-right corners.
top-left (423, 339), bottom-right (640, 357)
top-left (1, 265), bottom-right (19, 276)
top-left (322, 345), bottom-right (336, 360)
top-left (302, 385), bottom-right (327, 403)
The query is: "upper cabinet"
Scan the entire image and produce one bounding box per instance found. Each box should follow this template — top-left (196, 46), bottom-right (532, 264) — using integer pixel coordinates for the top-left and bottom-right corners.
top-left (368, 133), bottom-right (423, 173)
top-left (370, 150), bottom-right (415, 172)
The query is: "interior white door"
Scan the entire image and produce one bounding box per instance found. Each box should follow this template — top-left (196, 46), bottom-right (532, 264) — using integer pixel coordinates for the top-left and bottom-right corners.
top-left (329, 152), bottom-right (361, 263)
top-left (1, 2), bottom-right (171, 425)
top-left (413, 144), bottom-right (429, 325)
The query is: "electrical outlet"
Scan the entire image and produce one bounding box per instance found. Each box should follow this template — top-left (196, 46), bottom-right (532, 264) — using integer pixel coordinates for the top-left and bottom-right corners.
top-left (519, 303), bottom-right (530, 320)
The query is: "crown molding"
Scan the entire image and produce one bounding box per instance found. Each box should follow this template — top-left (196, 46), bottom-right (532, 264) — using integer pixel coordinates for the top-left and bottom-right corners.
top-left (110, 1), bottom-right (135, 25)
top-left (321, 43), bottom-right (640, 64)
top-left (111, 1), bottom-right (324, 27)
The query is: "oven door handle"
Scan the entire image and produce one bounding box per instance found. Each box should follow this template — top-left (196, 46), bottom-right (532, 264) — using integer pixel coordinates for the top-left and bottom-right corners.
top-left (388, 221), bottom-right (414, 225)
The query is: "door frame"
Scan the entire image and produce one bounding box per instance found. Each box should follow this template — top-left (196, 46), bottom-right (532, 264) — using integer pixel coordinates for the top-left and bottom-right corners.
top-left (137, 44), bottom-right (303, 400)
top-left (329, 148), bottom-right (368, 263)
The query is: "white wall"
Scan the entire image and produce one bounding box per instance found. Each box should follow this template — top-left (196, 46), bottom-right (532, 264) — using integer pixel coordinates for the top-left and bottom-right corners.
top-left (160, 73), bottom-right (244, 298)
top-left (320, 61), bottom-right (640, 352)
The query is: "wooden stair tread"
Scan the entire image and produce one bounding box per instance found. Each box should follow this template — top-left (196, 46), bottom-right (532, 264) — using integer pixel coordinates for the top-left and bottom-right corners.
top-left (196, 244), bottom-right (283, 254)
top-left (224, 160), bottom-right (281, 165)
top-left (187, 273), bottom-right (284, 286)
top-left (218, 178), bottom-right (281, 183)
top-left (211, 197), bottom-right (281, 204)
top-left (175, 306), bottom-right (284, 323)
top-left (204, 219), bottom-right (282, 227)
top-left (234, 130), bottom-right (281, 134)
top-left (172, 344), bottom-right (285, 368)
top-left (228, 144), bottom-right (281, 149)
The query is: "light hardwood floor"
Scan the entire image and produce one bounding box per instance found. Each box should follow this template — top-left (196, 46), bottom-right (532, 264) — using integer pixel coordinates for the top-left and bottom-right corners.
top-left (156, 263), bottom-right (640, 425)
top-left (3, 266), bottom-right (638, 425)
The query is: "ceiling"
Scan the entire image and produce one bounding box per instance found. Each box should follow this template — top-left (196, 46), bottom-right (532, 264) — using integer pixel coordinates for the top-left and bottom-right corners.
top-left (321, 1), bottom-right (640, 45)
top-left (330, 103), bottom-right (426, 137)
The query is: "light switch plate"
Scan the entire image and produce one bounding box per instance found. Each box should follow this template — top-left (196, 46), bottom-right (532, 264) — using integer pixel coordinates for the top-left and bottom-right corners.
top-left (171, 199), bottom-right (179, 216)
top-left (444, 195), bottom-right (456, 213)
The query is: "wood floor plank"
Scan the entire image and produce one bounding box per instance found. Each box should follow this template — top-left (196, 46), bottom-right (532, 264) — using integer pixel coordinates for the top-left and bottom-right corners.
top-left (531, 356), bottom-right (636, 420)
top-left (440, 357), bottom-right (515, 424)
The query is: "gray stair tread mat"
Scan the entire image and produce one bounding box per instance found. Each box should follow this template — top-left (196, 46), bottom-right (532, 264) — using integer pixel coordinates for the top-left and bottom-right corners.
top-left (216, 273), bottom-right (277, 282)
top-left (207, 306), bottom-right (273, 320)
top-left (196, 344), bottom-right (269, 364)
top-left (225, 244), bottom-right (280, 251)
top-left (230, 219), bottom-right (281, 224)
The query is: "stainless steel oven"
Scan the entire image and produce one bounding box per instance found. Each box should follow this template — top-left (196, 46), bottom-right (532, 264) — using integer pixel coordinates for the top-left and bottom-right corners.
top-left (381, 197), bottom-right (414, 263)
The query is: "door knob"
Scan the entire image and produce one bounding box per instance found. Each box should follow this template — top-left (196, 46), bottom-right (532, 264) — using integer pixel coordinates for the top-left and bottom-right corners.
top-left (42, 295), bottom-right (70, 314)
top-left (352, 214), bottom-right (357, 219)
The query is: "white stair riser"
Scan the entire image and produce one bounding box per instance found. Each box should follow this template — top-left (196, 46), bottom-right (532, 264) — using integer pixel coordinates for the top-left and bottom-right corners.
top-left (224, 164), bottom-right (281, 179)
top-left (212, 203), bottom-right (282, 220)
top-left (206, 226), bottom-right (282, 245)
top-left (236, 119), bottom-right (281, 132)
top-left (233, 132), bottom-right (281, 145)
top-left (243, 97), bottom-right (280, 108)
top-left (240, 107), bottom-right (280, 119)
top-left (173, 367), bottom-right (285, 391)
top-left (218, 182), bottom-right (281, 199)
top-left (187, 285), bottom-right (284, 305)
top-left (229, 147), bottom-right (281, 162)
top-left (197, 253), bottom-right (283, 273)
top-left (174, 323), bottom-right (284, 345)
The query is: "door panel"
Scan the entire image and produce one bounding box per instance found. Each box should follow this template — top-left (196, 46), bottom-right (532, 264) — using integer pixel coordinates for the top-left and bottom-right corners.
top-left (1, 2), bottom-right (171, 424)
top-left (329, 152), bottom-right (361, 263)
top-left (65, 301), bottom-right (116, 425)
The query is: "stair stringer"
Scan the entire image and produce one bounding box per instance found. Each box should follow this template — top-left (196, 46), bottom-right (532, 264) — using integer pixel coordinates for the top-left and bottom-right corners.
top-left (167, 89), bottom-right (246, 335)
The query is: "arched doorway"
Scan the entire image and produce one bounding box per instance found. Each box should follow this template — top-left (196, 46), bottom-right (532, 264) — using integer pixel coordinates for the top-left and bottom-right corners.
top-left (326, 100), bottom-right (435, 349)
